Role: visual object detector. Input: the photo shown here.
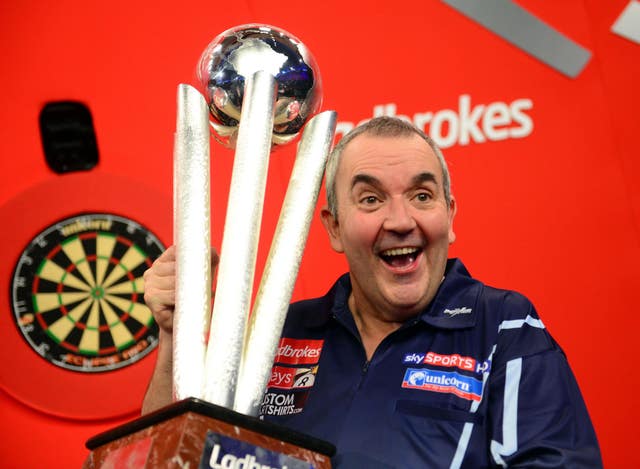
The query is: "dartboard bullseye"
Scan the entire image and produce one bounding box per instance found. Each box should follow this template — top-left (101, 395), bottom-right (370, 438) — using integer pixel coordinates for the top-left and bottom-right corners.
top-left (11, 213), bottom-right (165, 373)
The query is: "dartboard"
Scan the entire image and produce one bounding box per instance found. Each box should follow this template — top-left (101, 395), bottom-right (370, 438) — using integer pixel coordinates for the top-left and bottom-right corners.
top-left (11, 213), bottom-right (164, 373)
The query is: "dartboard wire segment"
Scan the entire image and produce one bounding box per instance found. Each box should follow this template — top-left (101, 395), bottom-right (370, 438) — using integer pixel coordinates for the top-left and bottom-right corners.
top-left (11, 213), bottom-right (164, 373)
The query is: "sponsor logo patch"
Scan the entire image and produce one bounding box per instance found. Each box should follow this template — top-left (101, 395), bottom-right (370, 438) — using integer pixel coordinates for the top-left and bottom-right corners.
top-left (260, 391), bottom-right (309, 416)
top-left (424, 352), bottom-right (476, 371)
top-left (403, 351), bottom-right (491, 374)
top-left (268, 365), bottom-right (318, 390)
top-left (443, 307), bottom-right (472, 317)
top-left (402, 368), bottom-right (483, 401)
top-left (403, 353), bottom-right (426, 364)
top-left (275, 338), bottom-right (324, 365)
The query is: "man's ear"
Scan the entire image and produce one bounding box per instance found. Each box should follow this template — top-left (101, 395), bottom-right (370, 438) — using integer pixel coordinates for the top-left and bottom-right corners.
top-left (320, 206), bottom-right (344, 253)
top-left (448, 196), bottom-right (457, 244)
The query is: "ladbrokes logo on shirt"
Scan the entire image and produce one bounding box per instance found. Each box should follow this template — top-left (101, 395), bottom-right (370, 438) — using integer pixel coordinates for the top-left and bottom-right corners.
top-left (275, 338), bottom-right (324, 365)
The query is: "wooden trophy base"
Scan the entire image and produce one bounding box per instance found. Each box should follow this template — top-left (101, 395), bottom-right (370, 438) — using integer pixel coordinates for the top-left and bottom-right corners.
top-left (84, 397), bottom-right (334, 468)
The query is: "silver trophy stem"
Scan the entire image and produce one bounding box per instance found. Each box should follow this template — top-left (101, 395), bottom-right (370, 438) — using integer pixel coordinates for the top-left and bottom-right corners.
top-left (203, 71), bottom-right (277, 407)
top-left (233, 110), bottom-right (337, 416)
top-left (172, 84), bottom-right (211, 401)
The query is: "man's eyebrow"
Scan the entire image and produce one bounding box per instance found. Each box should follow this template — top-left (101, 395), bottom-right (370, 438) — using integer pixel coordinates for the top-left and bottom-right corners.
top-left (351, 174), bottom-right (381, 190)
top-left (412, 172), bottom-right (438, 186)
top-left (351, 172), bottom-right (438, 190)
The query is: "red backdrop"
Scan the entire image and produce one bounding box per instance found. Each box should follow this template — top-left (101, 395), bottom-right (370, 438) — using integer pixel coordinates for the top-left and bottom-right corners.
top-left (1, 0), bottom-right (638, 467)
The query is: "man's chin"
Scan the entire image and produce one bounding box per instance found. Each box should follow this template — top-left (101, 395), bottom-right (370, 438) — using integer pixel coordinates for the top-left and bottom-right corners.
top-left (381, 291), bottom-right (429, 318)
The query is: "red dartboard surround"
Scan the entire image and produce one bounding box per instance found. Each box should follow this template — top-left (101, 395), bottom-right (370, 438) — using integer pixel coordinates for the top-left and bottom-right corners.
top-left (0, 172), bottom-right (172, 420)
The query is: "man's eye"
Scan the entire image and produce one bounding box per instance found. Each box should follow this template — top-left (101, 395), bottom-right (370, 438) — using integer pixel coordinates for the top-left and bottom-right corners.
top-left (361, 195), bottom-right (379, 205)
top-left (415, 192), bottom-right (431, 202)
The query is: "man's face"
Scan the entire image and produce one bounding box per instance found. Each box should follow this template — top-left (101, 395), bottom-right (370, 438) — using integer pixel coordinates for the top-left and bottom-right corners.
top-left (321, 133), bottom-right (456, 321)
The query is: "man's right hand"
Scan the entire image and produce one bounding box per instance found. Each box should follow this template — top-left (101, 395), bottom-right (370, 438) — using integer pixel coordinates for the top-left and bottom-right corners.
top-left (143, 245), bottom-right (177, 335)
top-left (143, 245), bottom-right (220, 336)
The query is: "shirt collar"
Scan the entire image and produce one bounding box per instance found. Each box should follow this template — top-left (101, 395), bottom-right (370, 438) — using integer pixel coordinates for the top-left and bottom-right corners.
top-left (418, 258), bottom-right (480, 329)
top-left (308, 258), bottom-right (480, 330)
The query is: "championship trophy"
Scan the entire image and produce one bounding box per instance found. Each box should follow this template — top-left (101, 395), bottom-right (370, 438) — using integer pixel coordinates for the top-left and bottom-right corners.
top-left (84, 24), bottom-right (337, 468)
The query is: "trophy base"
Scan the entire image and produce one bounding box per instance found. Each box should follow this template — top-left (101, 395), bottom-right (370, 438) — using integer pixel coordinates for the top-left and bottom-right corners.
top-left (83, 397), bottom-right (334, 468)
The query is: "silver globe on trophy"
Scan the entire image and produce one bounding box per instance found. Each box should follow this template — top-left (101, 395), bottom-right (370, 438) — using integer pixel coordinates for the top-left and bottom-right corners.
top-left (84, 25), bottom-right (336, 469)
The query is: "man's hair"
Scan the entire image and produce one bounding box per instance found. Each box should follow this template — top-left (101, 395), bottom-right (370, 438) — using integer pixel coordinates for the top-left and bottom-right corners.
top-left (325, 116), bottom-right (452, 218)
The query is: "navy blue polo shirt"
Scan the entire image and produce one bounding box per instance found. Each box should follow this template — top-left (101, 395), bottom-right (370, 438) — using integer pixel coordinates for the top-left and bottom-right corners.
top-left (260, 259), bottom-right (602, 468)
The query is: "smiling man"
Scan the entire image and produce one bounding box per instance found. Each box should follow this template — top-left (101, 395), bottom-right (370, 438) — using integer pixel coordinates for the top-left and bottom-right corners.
top-left (142, 117), bottom-right (602, 468)
top-left (320, 121), bottom-right (457, 361)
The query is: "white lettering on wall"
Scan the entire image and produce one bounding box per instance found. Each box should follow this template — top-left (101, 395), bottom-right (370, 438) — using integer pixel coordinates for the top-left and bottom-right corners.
top-left (335, 95), bottom-right (534, 148)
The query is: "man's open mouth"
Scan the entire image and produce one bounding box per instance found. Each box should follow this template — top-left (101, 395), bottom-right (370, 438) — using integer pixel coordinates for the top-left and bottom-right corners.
top-left (379, 247), bottom-right (421, 268)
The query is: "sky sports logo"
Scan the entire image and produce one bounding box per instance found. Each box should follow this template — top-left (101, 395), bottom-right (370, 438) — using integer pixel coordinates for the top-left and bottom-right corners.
top-left (334, 95), bottom-right (533, 149)
top-left (275, 338), bottom-right (324, 365)
top-left (403, 352), bottom-right (491, 374)
top-left (402, 368), bottom-right (483, 401)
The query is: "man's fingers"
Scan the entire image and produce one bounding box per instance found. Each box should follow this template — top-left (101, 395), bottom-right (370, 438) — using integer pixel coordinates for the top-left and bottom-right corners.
top-left (144, 270), bottom-right (176, 290)
top-left (144, 287), bottom-right (176, 305)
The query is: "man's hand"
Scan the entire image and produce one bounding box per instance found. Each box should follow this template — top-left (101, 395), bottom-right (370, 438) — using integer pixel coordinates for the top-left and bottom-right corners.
top-left (143, 246), bottom-right (177, 334)
top-left (143, 245), bottom-right (219, 335)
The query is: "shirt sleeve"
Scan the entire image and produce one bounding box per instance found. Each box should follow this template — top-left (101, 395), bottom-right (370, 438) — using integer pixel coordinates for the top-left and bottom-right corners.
top-left (486, 300), bottom-right (602, 467)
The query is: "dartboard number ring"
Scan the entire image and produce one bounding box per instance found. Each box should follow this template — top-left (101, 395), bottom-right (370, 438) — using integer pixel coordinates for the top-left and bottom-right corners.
top-left (11, 213), bottom-right (165, 373)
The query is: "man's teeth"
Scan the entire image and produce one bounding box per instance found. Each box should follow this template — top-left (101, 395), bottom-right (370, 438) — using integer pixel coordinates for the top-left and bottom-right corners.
top-left (381, 247), bottom-right (419, 256)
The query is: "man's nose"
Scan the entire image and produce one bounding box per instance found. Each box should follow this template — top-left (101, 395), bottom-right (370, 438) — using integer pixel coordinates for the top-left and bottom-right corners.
top-left (382, 197), bottom-right (416, 233)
